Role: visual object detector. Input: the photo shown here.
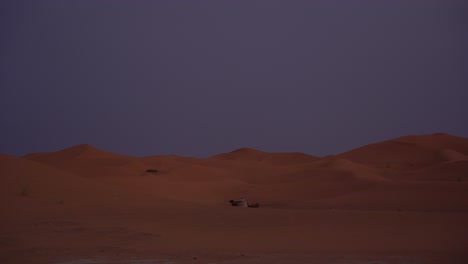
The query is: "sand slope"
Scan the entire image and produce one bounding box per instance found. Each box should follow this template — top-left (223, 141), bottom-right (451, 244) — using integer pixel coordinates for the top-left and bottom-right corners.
top-left (2, 133), bottom-right (468, 263)
top-left (0, 154), bottom-right (115, 209)
top-left (339, 133), bottom-right (468, 168)
top-left (401, 160), bottom-right (468, 181)
top-left (24, 144), bottom-right (148, 177)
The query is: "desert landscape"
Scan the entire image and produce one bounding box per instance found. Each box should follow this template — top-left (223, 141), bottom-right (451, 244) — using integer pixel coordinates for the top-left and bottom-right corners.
top-left (2, 0), bottom-right (466, 263)
top-left (1, 133), bottom-right (467, 264)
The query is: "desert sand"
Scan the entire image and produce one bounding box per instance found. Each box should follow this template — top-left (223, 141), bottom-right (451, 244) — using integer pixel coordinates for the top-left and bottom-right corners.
top-left (1, 133), bottom-right (468, 264)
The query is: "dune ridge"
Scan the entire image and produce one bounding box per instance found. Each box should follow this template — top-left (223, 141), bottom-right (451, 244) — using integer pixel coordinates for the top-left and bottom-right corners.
top-left (2, 133), bottom-right (468, 263)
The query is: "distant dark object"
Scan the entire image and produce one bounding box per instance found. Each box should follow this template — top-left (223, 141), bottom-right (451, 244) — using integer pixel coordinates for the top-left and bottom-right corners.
top-left (457, 178), bottom-right (462, 182)
top-left (229, 199), bottom-right (247, 207)
top-left (229, 198), bottom-right (259, 208)
top-left (20, 186), bottom-right (30, 197)
top-left (146, 169), bottom-right (159, 173)
top-left (248, 202), bottom-right (259, 208)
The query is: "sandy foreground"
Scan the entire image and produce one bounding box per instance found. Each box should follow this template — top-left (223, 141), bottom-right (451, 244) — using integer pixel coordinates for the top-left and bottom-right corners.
top-left (1, 133), bottom-right (468, 263)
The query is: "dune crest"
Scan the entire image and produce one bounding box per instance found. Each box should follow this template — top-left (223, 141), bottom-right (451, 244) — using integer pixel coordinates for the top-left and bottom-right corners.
top-left (3, 133), bottom-right (468, 263)
top-left (210, 147), bottom-right (268, 161)
top-left (24, 143), bottom-right (133, 161)
top-left (23, 144), bottom-right (142, 177)
top-left (393, 133), bottom-right (468, 154)
top-left (339, 133), bottom-right (468, 168)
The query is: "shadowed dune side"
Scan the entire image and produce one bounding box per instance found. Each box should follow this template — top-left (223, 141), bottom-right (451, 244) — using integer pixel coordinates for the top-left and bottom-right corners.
top-left (2, 134), bottom-right (468, 263)
top-left (23, 144), bottom-right (149, 177)
top-left (339, 141), bottom-right (443, 168)
top-left (339, 133), bottom-right (468, 169)
top-left (153, 155), bottom-right (388, 208)
top-left (307, 156), bottom-right (388, 181)
top-left (144, 164), bottom-right (250, 204)
top-left (0, 154), bottom-right (198, 215)
top-left (258, 152), bottom-right (319, 165)
top-left (163, 164), bottom-right (242, 182)
top-left (197, 157), bottom-right (303, 185)
top-left (93, 152), bottom-right (390, 207)
top-left (113, 158), bottom-right (390, 208)
top-left (23, 144), bottom-right (132, 161)
top-left (18, 145), bottom-right (260, 205)
top-left (15, 134), bottom-right (468, 209)
top-left (438, 148), bottom-right (468, 162)
top-left (254, 155), bottom-right (389, 185)
top-left (400, 160), bottom-right (468, 182)
top-left (209, 147), bottom-right (268, 162)
top-left (237, 157), bottom-right (390, 208)
top-left (203, 149), bottom-right (320, 185)
top-left (139, 155), bottom-right (202, 172)
top-left (209, 148), bottom-right (318, 165)
top-left (0, 154), bottom-right (118, 208)
top-left (102, 176), bottom-right (251, 206)
top-left (395, 133), bottom-right (468, 155)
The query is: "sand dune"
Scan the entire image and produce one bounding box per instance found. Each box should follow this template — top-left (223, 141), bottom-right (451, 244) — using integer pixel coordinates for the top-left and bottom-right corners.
top-left (0, 154), bottom-right (182, 208)
top-left (210, 148), bottom-right (318, 165)
top-left (238, 156), bottom-right (389, 208)
top-left (139, 155), bottom-right (201, 171)
top-left (24, 144), bottom-right (147, 177)
top-left (0, 154), bottom-right (115, 207)
top-left (209, 147), bottom-right (268, 161)
top-left (308, 156), bottom-right (387, 180)
top-left (24, 144), bottom-right (132, 161)
top-left (438, 148), bottom-right (468, 162)
top-left (339, 133), bottom-right (468, 169)
top-left (401, 160), bottom-right (468, 182)
top-left (395, 133), bottom-right (468, 155)
top-left (2, 133), bottom-right (468, 263)
top-left (259, 152), bottom-right (318, 165)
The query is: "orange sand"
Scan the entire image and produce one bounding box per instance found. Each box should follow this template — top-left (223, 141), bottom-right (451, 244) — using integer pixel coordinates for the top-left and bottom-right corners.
top-left (1, 134), bottom-right (468, 263)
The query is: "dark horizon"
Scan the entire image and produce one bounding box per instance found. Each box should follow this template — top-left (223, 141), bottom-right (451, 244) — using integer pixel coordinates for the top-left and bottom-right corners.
top-left (1, 1), bottom-right (468, 158)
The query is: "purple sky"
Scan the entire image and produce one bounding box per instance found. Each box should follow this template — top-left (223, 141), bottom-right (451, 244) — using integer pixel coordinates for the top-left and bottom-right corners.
top-left (1, 0), bottom-right (467, 157)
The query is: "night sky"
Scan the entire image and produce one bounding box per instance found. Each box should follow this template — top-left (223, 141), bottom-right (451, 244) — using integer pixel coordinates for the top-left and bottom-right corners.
top-left (1, 0), bottom-right (467, 157)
